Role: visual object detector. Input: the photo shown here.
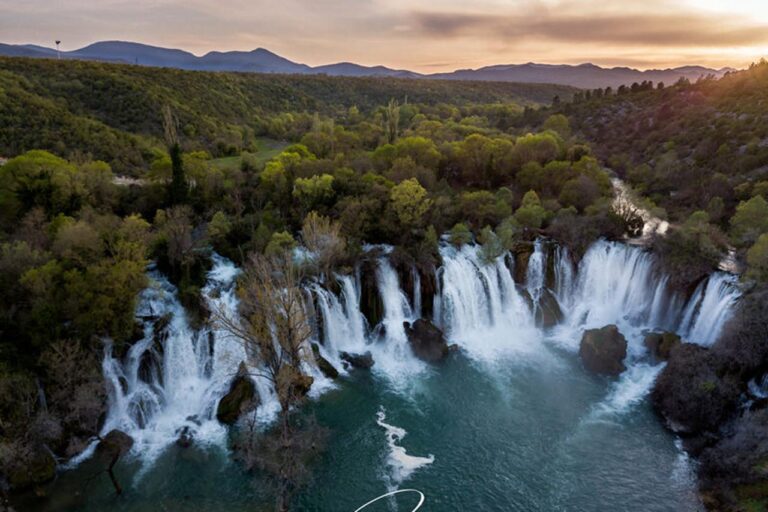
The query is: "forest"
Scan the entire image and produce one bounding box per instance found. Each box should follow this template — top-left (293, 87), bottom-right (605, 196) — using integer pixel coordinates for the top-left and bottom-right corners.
top-left (2, 56), bottom-right (768, 511)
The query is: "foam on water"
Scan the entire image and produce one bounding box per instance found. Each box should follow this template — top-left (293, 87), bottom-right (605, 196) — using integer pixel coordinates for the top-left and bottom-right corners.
top-left (376, 408), bottom-right (434, 485)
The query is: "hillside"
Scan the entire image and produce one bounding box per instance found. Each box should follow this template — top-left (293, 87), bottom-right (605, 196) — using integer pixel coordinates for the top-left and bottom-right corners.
top-left (546, 61), bottom-right (768, 225)
top-left (0, 56), bottom-right (574, 173)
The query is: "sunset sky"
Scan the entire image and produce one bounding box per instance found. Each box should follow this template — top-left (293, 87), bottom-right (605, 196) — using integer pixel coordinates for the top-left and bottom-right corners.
top-left (2, 0), bottom-right (767, 72)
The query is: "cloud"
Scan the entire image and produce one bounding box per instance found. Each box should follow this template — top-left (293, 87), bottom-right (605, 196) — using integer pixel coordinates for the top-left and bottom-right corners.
top-left (411, 9), bottom-right (768, 47)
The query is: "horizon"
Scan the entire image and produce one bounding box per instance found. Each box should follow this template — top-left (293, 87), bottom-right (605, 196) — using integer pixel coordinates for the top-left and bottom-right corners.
top-left (1, 0), bottom-right (767, 73)
top-left (4, 38), bottom-right (747, 73)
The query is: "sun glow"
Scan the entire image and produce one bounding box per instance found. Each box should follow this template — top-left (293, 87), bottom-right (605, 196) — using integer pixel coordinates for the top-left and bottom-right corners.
top-left (687, 0), bottom-right (768, 21)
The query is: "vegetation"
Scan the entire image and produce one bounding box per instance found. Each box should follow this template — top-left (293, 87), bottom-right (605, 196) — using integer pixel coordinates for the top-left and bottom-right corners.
top-left (533, 60), bottom-right (768, 286)
top-left (2, 54), bottom-right (768, 510)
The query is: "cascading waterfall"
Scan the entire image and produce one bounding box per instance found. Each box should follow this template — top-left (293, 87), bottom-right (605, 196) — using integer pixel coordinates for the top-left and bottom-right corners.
top-left (99, 238), bottom-right (740, 469)
top-left (679, 272), bottom-right (740, 346)
top-left (435, 244), bottom-right (540, 360)
top-left (101, 255), bottom-right (281, 462)
top-left (526, 239), bottom-right (546, 306)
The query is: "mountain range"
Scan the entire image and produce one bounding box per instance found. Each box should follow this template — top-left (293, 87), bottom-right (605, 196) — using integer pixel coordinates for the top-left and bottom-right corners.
top-left (0, 40), bottom-right (735, 89)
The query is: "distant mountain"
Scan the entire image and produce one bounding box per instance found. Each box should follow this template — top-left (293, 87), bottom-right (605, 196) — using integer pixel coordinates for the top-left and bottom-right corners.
top-left (313, 62), bottom-right (421, 78)
top-left (429, 62), bottom-right (733, 89)
top-left (0, 41), bottom-right (734, 87)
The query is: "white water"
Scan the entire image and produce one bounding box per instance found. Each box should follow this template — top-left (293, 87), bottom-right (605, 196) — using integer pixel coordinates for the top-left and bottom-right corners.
top-left (97, 238), bottom-right (740, 474)
top-left (376, 408), bottom-right (434, 485)
top-left (101, 256), bottom-right (281, 464)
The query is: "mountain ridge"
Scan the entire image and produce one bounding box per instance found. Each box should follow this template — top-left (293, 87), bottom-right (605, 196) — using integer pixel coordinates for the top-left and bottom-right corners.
top-left (0, 40), bottom-right (735, 88)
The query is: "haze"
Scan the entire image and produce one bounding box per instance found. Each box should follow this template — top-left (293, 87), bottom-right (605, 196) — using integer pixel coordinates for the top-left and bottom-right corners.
top-left (1, 0), bottom-right (767, 72)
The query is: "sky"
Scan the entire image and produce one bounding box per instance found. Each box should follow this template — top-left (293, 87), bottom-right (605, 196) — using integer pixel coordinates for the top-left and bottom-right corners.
top-left (1, 0), bottom-right (767, 72)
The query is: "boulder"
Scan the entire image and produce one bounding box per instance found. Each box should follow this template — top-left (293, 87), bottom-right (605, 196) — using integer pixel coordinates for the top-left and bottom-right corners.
top-left (216, 362), bottom-right (258, 424)
top-left (644, 331), bottom-right (681, 361)
top-left (8, 446), bottom-right (56, 490)
top-left (340, 351), bottom-right (374, 369)
top-left (96, 429), bottom-right (134, 461)
top-left (579, 324), bottom-right (627, 376)
top-left (535, 289), bottom-right (563, 328)
top-left (311, 344), bottom-right (339, 379)
top-left (404, 319), bottom-right (449, 362)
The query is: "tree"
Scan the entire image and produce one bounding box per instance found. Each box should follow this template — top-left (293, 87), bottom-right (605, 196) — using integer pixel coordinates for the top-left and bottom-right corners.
top-left (449, 223), bottom-right (472, 247)
top-left (212, 252), bottom-right (316, 511)
top-left (747, 234), bottom-right (768, 283)
top-left (301, 212), bottom-right (346, 275)
top-left (292, 174), bottom-right (335, 214)
top-left (265, 231), bottom-right (297, 258)
top-left (542, 114), bottom-right (571, 139)
top-left (730, 195), bottom-right (768, 247)
top-left (514, 190), bottom-right (547, 230)
top-left (390, 178), bottom-right (431, 229)
top-left (163, 105), bottom-right (187, 205)
top-left (383, 98), bottom-right (400, 144)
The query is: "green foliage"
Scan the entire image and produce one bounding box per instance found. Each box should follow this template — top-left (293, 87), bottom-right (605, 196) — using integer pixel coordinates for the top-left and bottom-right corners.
top-left (478, 226), bottom-right (504, 263)
top-left (514, 190), bottom-right (548, 230)
top-left (389, 178), bottom-right (431, 229)
top-left (747, 234), bottom-right (768, 283)
top-left (449, 223), bottom-right (472, 247)
top-left (293, 174), bottom-right (335, 213)
top-left (265, 231), bottom-right (297, 257)
top-left (0, 57), bottom-right (574, 172)
top-left (731, 195), bottom-right (768, 247)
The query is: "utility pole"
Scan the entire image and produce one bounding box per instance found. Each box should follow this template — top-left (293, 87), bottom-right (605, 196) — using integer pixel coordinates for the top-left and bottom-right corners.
top-left (55, 40), bottom-right (61, 60)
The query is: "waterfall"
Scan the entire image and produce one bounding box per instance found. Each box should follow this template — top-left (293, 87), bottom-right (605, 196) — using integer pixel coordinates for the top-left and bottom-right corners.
top-left (99, 238), bottom-right (741, 467)
top-left (101, 255), bottom-right (280, 462)
top-left (309, 273), bottom-right (368, 364)
top-left (526, 239), bottom-right (546, 307)
top-left (553, 246), bottom-right (575, 312)
top-left (679, 273), bottom-right (740, 346)
top-left (436, 244), bottom-right (540, 360)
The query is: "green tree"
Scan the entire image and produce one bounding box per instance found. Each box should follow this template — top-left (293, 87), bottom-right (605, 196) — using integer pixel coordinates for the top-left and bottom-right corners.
top-left (747, 234), bottom-right (768, 282)
top-left (730, 195), bottom-right (768, 246)
top-left (265, 231), bottom-right (297, 257)
top-left (163, 105), bottom-right (187, 205)
top-left (514, 190), bottom-right (547, 230)
top-left (449, 223), bottom-right (472, 247)
top-left (389, 178), bottom-right (431, 228)
top-left (292, 174), bottom-right (335, 213)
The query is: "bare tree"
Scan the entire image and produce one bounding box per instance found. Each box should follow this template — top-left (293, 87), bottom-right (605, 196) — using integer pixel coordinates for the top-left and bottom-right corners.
top-left (301, 211), bottom-right (346, 277)
top-left (212, 250), bottom-right (319, 511)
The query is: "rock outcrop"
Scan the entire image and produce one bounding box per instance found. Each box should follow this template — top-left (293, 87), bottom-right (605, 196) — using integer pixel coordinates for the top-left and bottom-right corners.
top-left (311, 344), bottom-right (339, 379)
top-left (216, 362), bottom-right (258, 424)
top-left (404, 319), bottom-right (449, 362)
top-left (340, 351), bottom-right (374, 369)
top-left (96, 429), bottom-right (134, 459)
top-left (578, 324), bottom-right (627, 376)
top-left (643, 331), bottom-right (681, 361)
top-left (534, 289), bottom-right (563, 328)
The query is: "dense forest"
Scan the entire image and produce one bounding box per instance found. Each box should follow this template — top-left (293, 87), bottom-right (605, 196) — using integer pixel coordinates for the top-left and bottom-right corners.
top-left (0, 57), bottom-right (574, 174)
top-left (1, 56), bottom-right (768, 511)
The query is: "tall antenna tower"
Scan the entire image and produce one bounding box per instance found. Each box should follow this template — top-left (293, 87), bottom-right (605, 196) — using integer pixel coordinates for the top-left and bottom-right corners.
top-left (55, 40), bottom-right (61, 60)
